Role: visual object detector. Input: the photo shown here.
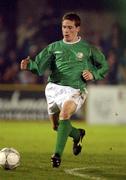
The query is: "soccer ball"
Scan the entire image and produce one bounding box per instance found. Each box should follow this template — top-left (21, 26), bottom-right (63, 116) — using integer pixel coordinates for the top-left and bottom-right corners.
top-left (0, 147), bottom-right (20, 170)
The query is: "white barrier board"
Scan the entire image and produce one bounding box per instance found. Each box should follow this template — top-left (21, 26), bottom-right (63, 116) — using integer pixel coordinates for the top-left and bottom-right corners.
top-left (87, 85), bottom-right (126, 124)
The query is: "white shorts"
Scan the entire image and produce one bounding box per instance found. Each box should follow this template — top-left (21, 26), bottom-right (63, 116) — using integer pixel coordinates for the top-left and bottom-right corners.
top-left (45, 82), bottom-right (87, 115)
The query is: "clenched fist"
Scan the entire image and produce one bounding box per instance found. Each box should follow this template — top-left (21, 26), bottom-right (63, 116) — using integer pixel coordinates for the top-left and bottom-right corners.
top-left (20, 56), bottom-right (30, 70)
top-left (82, 70), bottom-right (94, 81)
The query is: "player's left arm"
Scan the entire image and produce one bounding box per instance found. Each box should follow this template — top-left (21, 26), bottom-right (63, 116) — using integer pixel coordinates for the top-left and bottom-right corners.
top-left (82, 70), bottom-right (94, 81)
top-left (89, 46), bottom-right (109, 80)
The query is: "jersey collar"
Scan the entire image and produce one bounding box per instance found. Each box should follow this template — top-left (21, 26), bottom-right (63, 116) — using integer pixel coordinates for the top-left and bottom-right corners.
top-left (63, 36), bottom-right (81, 44)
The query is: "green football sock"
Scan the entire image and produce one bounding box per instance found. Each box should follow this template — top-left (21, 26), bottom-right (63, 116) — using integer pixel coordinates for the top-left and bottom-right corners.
top-left (54, 122), bottom-right (80, 142)
top-left (55, 120), bottom-right (72, 156)
top-left (69, 126), bottom-right (80, 141)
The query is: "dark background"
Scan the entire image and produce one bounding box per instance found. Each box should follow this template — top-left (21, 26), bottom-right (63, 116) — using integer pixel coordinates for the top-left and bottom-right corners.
top-left (0, 0), bottom-right (126, 85)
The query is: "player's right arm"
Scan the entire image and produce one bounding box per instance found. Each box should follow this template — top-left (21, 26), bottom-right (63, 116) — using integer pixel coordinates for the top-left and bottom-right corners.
top-left (20, 45), bottom-right (54, 76)
top-left (20, 56), bottom-right (30, 70)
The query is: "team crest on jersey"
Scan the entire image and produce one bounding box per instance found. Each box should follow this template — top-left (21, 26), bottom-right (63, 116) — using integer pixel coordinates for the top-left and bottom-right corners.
top-left (76, 52), bottom-right (84, 60)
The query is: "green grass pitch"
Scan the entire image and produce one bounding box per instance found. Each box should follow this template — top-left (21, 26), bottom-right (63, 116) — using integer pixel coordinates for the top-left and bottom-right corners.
top-left (0, 121), bottom-right (126, 180)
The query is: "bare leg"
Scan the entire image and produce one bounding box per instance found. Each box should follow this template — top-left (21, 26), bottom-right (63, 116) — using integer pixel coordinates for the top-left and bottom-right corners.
top-left (51, 100), bottom-right (85, 167)
top-left (59, 100), bottom-right (77, 120)
top-left (49, 112), bottom-right (59, 131)
top-left (53, 100), bottom-right (77, 158)
top-left (49, 100), bottom-right (77, 130)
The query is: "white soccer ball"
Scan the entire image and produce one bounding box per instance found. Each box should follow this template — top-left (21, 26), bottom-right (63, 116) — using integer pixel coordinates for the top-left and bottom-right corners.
top-left (0, 147), bottom-right (20, 170)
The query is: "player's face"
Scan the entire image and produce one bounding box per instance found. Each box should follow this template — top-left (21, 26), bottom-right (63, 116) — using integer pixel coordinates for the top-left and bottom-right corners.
top-left (62, 20), bottom-right (80, 42)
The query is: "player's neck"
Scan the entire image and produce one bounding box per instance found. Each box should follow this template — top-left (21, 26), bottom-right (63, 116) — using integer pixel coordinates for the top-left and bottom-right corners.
top-left (63, 36), bottom-right (81, 44)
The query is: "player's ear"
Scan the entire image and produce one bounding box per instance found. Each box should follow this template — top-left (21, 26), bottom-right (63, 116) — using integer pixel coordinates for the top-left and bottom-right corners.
top-left (77, 26), bottom-right (80, 33)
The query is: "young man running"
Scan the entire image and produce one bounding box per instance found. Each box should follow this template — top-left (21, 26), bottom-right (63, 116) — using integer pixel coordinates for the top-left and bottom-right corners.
top-left (20, 12), bottom-right (109, 167)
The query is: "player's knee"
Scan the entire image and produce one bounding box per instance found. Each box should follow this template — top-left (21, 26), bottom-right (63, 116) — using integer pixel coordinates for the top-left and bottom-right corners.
top-left (59, 111), bottom-right (70, 120)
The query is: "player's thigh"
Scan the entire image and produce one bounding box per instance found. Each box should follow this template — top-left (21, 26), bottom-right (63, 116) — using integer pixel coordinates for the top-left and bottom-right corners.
top-left (59, 100), bottom-right (77, 119)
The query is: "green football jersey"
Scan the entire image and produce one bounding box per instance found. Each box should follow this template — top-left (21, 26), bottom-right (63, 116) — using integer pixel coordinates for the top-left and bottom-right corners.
top-left (28, 39), bottom-right (109, 91)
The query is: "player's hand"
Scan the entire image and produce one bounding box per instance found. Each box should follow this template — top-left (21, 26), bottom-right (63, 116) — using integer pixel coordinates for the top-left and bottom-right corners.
top-left (82, 70), bottom-right (94, 81)
top-left (20, 56), bottom-right (30, 70)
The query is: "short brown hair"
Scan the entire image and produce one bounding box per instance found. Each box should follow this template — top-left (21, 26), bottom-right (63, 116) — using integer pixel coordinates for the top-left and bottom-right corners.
top-left (62, 12), bottom-right (81, 27)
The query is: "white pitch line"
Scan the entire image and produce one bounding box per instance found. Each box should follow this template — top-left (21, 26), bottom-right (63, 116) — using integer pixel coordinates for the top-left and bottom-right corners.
top-left (64, 167), bottom-right (107, 180)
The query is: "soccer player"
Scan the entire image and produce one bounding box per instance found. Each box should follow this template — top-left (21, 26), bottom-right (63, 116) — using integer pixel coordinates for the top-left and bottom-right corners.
top-left (20, 12), bottom-right (109, 168)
